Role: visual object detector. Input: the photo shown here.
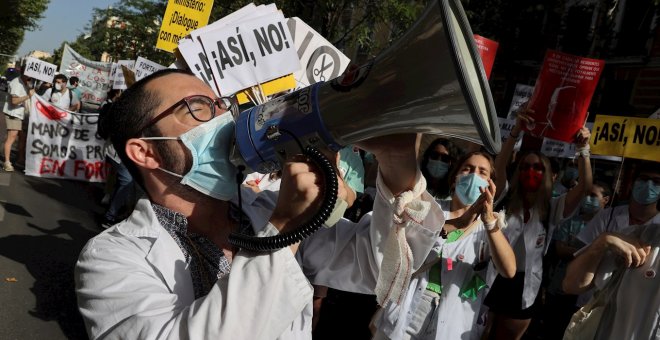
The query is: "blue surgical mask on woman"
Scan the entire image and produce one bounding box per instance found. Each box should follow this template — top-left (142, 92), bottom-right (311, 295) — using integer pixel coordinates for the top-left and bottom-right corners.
top-left (632, 179), bottom-right (660, 205)
top-left (141, 112), bottom-right (240, 200)
top-left (426, 159), bottom-right (449, 179)
top-left (455, 173), bottom-right (489, 206)
top-left (581, 196), bottom-right (601, 214)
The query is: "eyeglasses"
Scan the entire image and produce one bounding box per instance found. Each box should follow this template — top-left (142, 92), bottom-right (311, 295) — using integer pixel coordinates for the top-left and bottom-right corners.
top-left (137, 95), bottom-right (236, 135)
top-left (519, 162), bottom-right (545, 172)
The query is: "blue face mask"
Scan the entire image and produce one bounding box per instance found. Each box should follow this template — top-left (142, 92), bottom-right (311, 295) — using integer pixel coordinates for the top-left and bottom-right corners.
top-left (426, 159), bottom-right (449, 179)
top-left (455, 173), bottom-right (489, 206)
top-left (142, 113), bottom-right (240, 200)
top-left (563, 167), bottom-right (579, 182)
top-left (632, 179), bottom-right (660, 205)
top-left (581, 196), bottom-right (601, 214)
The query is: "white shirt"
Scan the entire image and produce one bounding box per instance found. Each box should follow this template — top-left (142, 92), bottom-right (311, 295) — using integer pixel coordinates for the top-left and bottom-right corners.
top-left (3, 77), bottom-right (30, 119)
top-left (244, 172), bottom-right (282, 192)
top-left (43, 88), bottom-right (79, 110)
top-left (76, 173), bottom-right (443, 339)
top-left (577, 205), bottom-right (660, 245)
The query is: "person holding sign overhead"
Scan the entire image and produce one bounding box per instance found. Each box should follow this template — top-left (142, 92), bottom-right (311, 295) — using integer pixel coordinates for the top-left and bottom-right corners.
top-left (42, 74), bottom-right (80, 111)
top-left (482, 106), bottom-right (592, 340)
top-left (75, 69), bottom-right (444, 339)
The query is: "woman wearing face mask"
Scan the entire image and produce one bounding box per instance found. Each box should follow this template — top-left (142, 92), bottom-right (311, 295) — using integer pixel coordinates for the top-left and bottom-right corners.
top-left (541, 181), bottom-right (611, 339)
top-left (421, 138), bottom-right (463, 199)
top-left (372, 151), bottom-right (516, 340)
top-left (482, 110), bottom-right (592, 340)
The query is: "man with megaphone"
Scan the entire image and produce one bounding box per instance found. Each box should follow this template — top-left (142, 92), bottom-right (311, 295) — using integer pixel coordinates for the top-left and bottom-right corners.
top-left (75, 69), bottom-right (446, 339)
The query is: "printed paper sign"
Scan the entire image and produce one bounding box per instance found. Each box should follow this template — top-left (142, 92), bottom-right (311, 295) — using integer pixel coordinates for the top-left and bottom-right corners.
top-left (24, 57), bottom-right (57, 84)
top-left (156, 0), bottom-right (214, 52)
top-left (590, 115), bottom-right (660, 162)
top-left (498, 117), bottom-right (522, 151)
top-left (473, 35), bottom-right (498, 79)
top-left (198, 14), bottom-right (301, 95)
top-left (507, 84), bottom-right (534, 119)
top-left (113, 60), bottom-right (135, 90)
top-left (287, 17), bottom-right (351, 88)
top-left (527, 50), bottom-right (604, 142)
top-left (59, 44), bottom-right (112, 110)
top-left (134, 57), bottom-right (166, 81)
top-left (26, 95), bottom-right (109, 182)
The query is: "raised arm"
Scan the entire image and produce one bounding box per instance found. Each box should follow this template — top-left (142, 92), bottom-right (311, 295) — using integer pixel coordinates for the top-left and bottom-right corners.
top-left (494, 110), bottom-right (529, 202)
top-left (562, 127), bottom-right (592, 218)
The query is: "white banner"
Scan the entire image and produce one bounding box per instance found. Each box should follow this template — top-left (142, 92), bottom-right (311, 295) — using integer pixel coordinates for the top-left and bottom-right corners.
top-left (26, 95), bottom-right (109, 182)
top-left (287, 17), bottom-right (350, 88)
top-left (24, 57), bottom-right (57, 84)
top-left (134, 56), bottom-right (166, 81)
top-left (113, 60), bottom-right (135, 90)
top-left (59, 44), bottom-right (112, 110)
top-left (198, 13), bottom-right (300, 95)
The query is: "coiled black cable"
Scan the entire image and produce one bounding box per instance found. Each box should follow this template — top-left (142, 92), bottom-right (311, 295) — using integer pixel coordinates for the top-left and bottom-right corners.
top-left (228, 144), bottom-right (338, 252)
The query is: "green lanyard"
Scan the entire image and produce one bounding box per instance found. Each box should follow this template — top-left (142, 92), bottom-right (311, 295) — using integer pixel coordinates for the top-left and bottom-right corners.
top-left (426, 229), bottom-right (463, 294)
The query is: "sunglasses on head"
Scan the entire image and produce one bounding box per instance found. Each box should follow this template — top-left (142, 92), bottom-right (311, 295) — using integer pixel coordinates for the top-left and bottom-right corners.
top-left (519, 162), bottom-right (545, 172)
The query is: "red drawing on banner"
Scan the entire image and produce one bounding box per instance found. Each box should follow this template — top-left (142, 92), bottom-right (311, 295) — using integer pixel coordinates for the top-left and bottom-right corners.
top-left (526, 50), bottom-right (604, 142)
top-left (36, 100), bottom-right (67, 120)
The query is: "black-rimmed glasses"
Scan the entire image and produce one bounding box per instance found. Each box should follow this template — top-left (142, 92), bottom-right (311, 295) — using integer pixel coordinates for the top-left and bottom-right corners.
top-left (137, 95), bottom-right (236, 135)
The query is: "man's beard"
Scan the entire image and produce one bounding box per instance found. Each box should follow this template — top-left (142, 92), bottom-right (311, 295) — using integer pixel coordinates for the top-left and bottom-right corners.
top-left (154, 140), bottom-right (201, 199)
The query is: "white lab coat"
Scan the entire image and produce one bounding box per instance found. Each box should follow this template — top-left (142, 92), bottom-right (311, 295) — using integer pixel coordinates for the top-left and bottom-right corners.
top-left (76, 173), bottom-right (443, 339)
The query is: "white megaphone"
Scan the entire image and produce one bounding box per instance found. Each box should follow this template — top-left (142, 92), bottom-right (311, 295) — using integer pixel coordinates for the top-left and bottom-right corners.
top-left (228, 0), bottom-right (500, 251)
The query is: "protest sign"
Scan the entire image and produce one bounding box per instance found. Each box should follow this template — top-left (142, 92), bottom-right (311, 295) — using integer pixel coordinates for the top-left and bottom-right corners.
top-left (527, 50), bottom-right (604, 142)
top-left (650, 108), bottom-right (660, 119)
top-left (23, 57), bottom-right (57, 84)
top-left (134, 57), bottom-right (166, 81)
top-left (59, 44), bottom-right (112, 111)
top-left (287, 17), bottom-right (351, 88)
top-left (473, 35), bottom-right (498, 79)
top-left (113, 60), bottom-right (135, 90)
top-left (156, 0), bottom-right (214, 53)
top-left (26, 95), bottom-right (109, 182)
top-left (590, 115), bottom-right (660, 162)
top-left (198, 13), bottom-right (300, 95)
top-left (507, 84), bottom-right (534, 119)
top-left (498, 117), bottom-right (522, 151)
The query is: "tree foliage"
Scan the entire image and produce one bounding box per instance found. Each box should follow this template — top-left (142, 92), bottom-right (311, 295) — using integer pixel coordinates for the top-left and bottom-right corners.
top-left (0, 0), bottom-right (50, 66)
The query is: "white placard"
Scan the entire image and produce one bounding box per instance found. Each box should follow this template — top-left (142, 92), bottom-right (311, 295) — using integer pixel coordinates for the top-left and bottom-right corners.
top-left (287, 17), bottom-right (351, 88)
top-left (59, 44), bottom-right (112, 108)
top-left (198, 14), bottom-right (300, 95)
top-left (498, 117), bottom-right (523, 151)
top-left (507, 83), bottom-right (534, 119)
top-left (113, 60), bottom-right (135, 90)
top-left (134, 57), bottom-right (166, 81)
top-left (24, 57), bottom-right (57, 84)
top-left (178, 38), bottom-right (220, 96)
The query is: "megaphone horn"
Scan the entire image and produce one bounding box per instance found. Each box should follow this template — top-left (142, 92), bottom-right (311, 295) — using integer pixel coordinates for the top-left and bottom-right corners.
top-left (232, 0), bottom-right (500, 174)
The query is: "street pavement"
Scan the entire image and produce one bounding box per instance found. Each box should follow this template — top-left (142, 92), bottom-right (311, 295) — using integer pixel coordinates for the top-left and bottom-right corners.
top-left (0, 91), bottom-right (105, 339)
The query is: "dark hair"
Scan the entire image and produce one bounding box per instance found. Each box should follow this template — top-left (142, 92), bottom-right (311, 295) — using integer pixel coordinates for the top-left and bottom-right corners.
top-left (69, 76), bottom-right (79, 85)
top-left (106, 88), bottom-right (122, 100)
top-left (447, 151), bottom-right (496, 190)
top-left (100, 68), bottom-right (193, 186)
top-left (53, 74), bottom-right (68, 83)
top-left (420, 138), bottom-right (463, 198)
top-left (632, 161), bottom-right (659, 180)
top-left (593, 180), bottom-right (612, 198)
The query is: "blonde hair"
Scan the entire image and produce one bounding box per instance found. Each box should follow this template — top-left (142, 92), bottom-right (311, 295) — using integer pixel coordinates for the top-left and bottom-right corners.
top-left (507, 151), bottom-right (553, 224)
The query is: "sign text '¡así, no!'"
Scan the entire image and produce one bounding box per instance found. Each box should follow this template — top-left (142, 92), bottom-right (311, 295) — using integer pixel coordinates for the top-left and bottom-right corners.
top-left (590, 115), bottom-right (660, 162)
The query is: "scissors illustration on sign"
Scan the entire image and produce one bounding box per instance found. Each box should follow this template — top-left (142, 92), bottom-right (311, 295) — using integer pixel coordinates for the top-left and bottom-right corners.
top-left (313, 55), bottom-right (333, 82)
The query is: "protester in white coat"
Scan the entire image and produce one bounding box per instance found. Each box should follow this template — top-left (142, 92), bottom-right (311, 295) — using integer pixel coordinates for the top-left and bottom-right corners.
top-left (75, 69), bottom-right (444, 339)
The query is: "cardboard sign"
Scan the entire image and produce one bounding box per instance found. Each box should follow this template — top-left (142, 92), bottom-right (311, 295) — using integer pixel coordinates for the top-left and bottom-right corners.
top-left (24, 57), bottom-right (57, 84)
top-left (498, 117), bottom-right (522, 151)
top-left (590, 115), bottom-right (660, 162)
top-left (507, 84), bottom-right (535, 119)
top-left (287, 17), bottom-right (351, 88)
top-left (134, 57), bottom-right (166, 81)
top-left (113, 60), bottom-right (135, 90)
top-left (198, 14), bottom-right (300, 95)
top-left (527, 50), bottom-right (604, 142)
top-left (26, 95), bottom-right (109, 182)
top-left (59, 44), bottom-right (112, 110)
top-left (156, 0), bottom-right (214, 53)
top-left (473, 35), bottom-right (498, 79)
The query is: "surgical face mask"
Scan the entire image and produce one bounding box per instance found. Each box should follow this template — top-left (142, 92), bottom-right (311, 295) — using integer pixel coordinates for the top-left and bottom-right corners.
top-left (426, 159), bottom-right (449, 179)
top-left (632, 179), bottom-right (660, 205)
top-left (55, 83), bottom-right (64, 91)
top-left (455, 173), bottom-right (489, 206)
top-left (581, 196), bottom-right (601, 214)
top-left (563, 167), bottom-right (578, 182)
top-left (141, 113), bottom-right (240, 200)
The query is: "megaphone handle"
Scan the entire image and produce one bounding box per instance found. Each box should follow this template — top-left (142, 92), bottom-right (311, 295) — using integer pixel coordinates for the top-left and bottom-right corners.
top-left (228, 145), bottom-right (339, 252)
